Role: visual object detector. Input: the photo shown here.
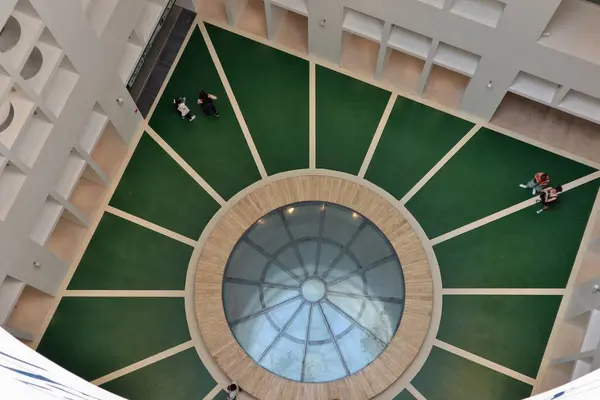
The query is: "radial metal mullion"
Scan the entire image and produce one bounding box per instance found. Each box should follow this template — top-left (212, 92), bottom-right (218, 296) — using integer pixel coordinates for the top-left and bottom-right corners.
top-left (279, 210), bottom-right (309, 279)
top-left (318, 303), bottom-right (351, 375)
top-left (224, 277), bottom-right (300, 291)
top-left (325, 299), bottom-right (387, 348)
top-left (328, 254), bottom-right (395, 286)
top-left (327, 290), bottom-right (404, 304)
top-left (300, 304), bottom-right (313, 381)
top-left (230, 295), bottom-right (301, 326)
top-left (257, 301), bottom-right (306, 363)
top-left (322, 220), bottom-right (367, 279)
top-left (313, 205), bottom-right (327, 275)
top-left (245, 238), bottom-right (302, 283)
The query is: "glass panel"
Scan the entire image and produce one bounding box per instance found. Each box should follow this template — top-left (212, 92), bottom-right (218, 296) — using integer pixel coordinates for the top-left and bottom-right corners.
top-left (328, 274), bottom-right (365, 295)
top-left (308, 304), bottom-right (330, 342)
top-left (325, 254), bottom-right (359, 281)
top-left (298, 241), bottom-right (318, 275)
top-left (269, 297), bottom-right (303, 328)
top-left (365, 260), bottom-right (405, 299)
top-left (287, 203), bottom-right (322, 239)
top-left (337, 326), bottom-right (384, 373)
top-left (264, 263), bottom-right (299, 286)
top-left (232, 314), bottom-right (278, 362)
top-left (225, 241), bottom-right (269, 280)
top-left (315, 242), bottom-right (339, 277)
top-left (322, 205), bottom-right (363, 245)
top-left (321, 302), bottom-right (352, 336)
top-left (261, 335), bottom-right (304, 381)
top-left (348, 224), bottom-right (393, 265)
top-left (223, 201), bottom-right (405, 383)
top-left (223, 282), bottom-right (262, 322)
top-left (247, 211), bottom-right (290, 253)
top-left (276, 246), bottom-right (305, 278)
top-left (285, 303), bottom-right (311, 342)
top-left (303, 342), bottom-right (347, 382)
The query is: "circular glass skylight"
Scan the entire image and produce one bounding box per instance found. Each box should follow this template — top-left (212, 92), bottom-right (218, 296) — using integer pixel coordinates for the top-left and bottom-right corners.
top-left (222, 201), bottom-right (405, 383)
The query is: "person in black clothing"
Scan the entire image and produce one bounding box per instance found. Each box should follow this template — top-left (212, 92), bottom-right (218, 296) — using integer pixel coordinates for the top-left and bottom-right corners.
top-left (197, 90), bottom-right (219, 118)
top-left (225, 383), bottom-right (239, 399)
top-left (537, 185), bottom-right (563, 214)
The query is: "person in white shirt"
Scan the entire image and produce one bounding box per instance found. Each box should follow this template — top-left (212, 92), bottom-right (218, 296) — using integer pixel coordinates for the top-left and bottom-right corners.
top-left (173, 96), bottom-right (195, 121)
top-left (226, 383), bottom-right (239, 400)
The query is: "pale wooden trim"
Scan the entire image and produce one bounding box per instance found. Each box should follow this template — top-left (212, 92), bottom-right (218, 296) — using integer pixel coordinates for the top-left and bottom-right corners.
top-left (194, 174), bottom-right (434, 400)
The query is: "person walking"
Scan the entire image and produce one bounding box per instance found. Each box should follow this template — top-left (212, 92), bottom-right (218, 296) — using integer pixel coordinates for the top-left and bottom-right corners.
top-left (537, 185), bottom-right (563, 214)
top-left (520, 172), bottom-right (550, 195)
top-left (197, 90), bottom-right (220, 118)
top-left (173, 96), bottom-right (195, 121)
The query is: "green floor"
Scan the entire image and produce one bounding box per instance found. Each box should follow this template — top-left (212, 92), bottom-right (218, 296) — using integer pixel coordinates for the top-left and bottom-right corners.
top-left (37, 21), bottom-right (600, 400)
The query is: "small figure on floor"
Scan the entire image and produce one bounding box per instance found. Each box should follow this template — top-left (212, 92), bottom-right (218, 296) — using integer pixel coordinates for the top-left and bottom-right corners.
top-left (537, 185), bottom-right (563, 214)
top-left (197, 90), bottom-right (220, 118)
top-left (173, 96), bottom-right (195, 121)
top-left (519, 172), bottom-right (550, 195)
top-left (226, 383), bottom-right (240, 400)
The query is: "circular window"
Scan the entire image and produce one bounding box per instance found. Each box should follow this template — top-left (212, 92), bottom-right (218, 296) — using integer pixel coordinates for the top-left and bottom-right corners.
top-left (222, 201), bottom-right (405, 383)
top-left (0, 102), bottom-right (14, 133)
top-left (21, 46), bottom-right (43, 80)
top-left (0, 16), bottom-right (21, 53)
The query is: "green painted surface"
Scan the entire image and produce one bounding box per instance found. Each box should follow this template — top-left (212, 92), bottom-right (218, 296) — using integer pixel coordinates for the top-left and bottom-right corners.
top-left (68, 213), bottom-right (192, 290)
top-left (393, 389), bottom-right (417, 400)
top-left (101, 348), bottom-right (216, 399)
top-left (38, 297), bottom-right (189, 381)
top-left (365, 97), bottom-right (473, 199)
top-left (148, 30), bottom-right (260, 199)
top-left (438, 295), bottom-right (561, 377)
top-left (406, 128), bottom-right (596, 238)
top-left (412, 346), bottom-right (532, 400)
top-left (207, 24), bottom-right (309, 174)
top-left (316, 66), bottom-right (390, 174)
top-left (110, 133), bottom-right (220, 239)
top-left (435, 179), bottom-right (599, 288)
top-left (213, 391), bottom-right (229, 400)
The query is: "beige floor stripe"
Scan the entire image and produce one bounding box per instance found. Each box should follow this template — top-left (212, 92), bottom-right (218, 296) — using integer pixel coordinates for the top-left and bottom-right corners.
top-left (442, 288), bottom-right (565, 296)
top-left (309, 61), bottom-right (316, 169)
top-left (406, 383), bottom-right (427, 400)
top-left (92, 341), bottom-right (194, 386)
top-left (434, 339), bottom-right (536, 385)
top-left (203, 384), bottom-right (223, 400)
top-left (400, 124), bottom-right (481, 205)
top-left (146, 19), bottom-right (197, 122)
top-left (431, 170), bottom-right (600, 245)
top-left (64, 290), bottom-right (185, 297)
top-left (198, 21), bottom-right (268, 179)
top-left (106, 206), bottom-right (196, 247)
top-left (146, 126), bottom-right (226, 206)
top-left (358, 93), bottom-right (397, 178)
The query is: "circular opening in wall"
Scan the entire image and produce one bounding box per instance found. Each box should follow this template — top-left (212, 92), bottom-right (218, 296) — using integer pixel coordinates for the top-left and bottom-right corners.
top-left (20, 46), bottom-right (43, 80)
top-left (222, 201), bottom-right (406, 383)
top-left (0, 16), bottom-right (21, 53)
top-left (0, 102), bottom-right (15, 133)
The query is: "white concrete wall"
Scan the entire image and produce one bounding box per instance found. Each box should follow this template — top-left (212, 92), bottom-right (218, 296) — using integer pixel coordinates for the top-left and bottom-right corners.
top-left (299, 0), bottom-right (600, 121)
top-left (0, 0), bottom-right (148, 299)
